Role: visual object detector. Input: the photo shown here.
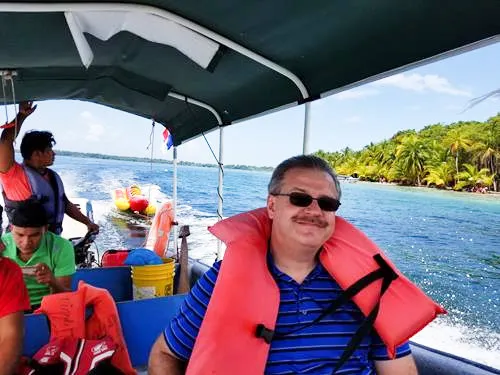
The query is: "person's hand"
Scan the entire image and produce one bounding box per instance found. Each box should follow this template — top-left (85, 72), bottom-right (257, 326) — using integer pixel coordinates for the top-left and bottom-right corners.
top-left (87, 222), bottom-right (99, 234)
top-left (18, 101), bottom-right (37, 118)
top-left (34, 263), bottom-right (54, 285)
top-left (0, 240), bottom-right (5, 253)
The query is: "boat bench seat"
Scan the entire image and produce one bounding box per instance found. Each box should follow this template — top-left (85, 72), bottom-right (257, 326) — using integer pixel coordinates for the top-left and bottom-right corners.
top-left (23, 294), bottom-right (186, 368)
top-left (71, 266), bottom-right (133, 301)
top-left (71, 264), bottom-right (182, 302)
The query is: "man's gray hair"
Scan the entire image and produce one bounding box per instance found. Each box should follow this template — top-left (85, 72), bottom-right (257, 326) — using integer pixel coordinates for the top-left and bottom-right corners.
top-left (268, 155), bottom-right (342, 199)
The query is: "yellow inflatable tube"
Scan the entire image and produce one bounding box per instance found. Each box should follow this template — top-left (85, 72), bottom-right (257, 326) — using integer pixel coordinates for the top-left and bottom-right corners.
top-left (112, 188), bottom-right (131, 211)
top-left (111, 187), bottom-right (156, 216)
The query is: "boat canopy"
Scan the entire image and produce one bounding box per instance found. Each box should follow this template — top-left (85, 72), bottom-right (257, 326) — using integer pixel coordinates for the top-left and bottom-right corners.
top-left (0, 1), bottom-right (499, 145)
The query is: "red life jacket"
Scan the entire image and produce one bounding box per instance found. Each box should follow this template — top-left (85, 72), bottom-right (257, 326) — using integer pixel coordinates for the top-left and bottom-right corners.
top-left (186, 208), bottom-right (446, 375)
top-left (34, 281), bottom-right (136, 375)
top-left (17, 336), bottom-right (120, 375)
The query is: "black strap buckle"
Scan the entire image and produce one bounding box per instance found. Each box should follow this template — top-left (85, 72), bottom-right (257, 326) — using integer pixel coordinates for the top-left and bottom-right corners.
top-left (255, 324), bottom-right (275, 344)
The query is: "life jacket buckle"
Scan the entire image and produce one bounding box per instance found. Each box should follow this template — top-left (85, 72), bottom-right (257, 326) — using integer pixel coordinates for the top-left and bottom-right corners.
top-left (373, 254), bottom-right (398, 281)
top-left (255, 324), bottom-right (274, 344)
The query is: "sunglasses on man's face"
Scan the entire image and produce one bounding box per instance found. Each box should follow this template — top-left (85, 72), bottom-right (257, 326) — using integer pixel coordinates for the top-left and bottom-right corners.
top-left (272, 192), bottom-right (341, 212)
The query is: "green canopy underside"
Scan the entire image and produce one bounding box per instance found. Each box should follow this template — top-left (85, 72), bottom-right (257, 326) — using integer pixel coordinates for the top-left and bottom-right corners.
top-left (0, 1), bottom-right (499, 145)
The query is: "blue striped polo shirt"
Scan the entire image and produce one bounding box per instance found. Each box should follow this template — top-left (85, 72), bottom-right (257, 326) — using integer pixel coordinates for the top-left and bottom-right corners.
top-left (164, 255), bottom-right (411, 374)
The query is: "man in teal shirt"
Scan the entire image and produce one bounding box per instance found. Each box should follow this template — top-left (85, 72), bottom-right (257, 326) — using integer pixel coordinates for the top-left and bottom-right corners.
top-left (1, 201), bottom-right (75, 309)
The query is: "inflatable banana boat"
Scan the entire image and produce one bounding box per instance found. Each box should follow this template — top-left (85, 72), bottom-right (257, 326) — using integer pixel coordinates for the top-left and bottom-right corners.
top-left (111, 185), bottom-right (156, 216)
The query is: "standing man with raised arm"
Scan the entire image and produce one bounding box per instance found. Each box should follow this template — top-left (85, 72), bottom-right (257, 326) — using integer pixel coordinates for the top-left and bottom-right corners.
top-left (0, 101), bottom-right (99, 235)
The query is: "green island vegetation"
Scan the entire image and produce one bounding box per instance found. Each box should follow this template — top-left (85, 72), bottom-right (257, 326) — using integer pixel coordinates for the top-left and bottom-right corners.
top-left (314, 114), bottom-right (500, 193)
top-left (53, 150), bottom-right (274, 172)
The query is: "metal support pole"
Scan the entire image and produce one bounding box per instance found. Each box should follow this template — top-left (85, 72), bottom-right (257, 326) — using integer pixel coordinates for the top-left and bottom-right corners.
top-left (302, 102), bottom-right (311, 155)
top-left (172, 146), bottom-right (178, 256)
top-left (216, 127), bottom-right (224, 260)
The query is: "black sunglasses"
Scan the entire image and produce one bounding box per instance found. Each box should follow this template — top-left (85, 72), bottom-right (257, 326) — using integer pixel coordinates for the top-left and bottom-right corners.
top-left (272, 192), bottom-right (341, 212)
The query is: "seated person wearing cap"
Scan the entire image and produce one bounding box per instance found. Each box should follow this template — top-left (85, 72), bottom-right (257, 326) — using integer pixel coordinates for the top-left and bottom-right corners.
top-left (1, 200), bottom-right (76, 310)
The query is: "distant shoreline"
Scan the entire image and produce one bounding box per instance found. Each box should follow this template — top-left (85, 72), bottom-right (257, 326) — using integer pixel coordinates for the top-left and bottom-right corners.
top-left (53, 150), bottom-right (274, 172)
top-left (356, 180), bottom-right (500, 198)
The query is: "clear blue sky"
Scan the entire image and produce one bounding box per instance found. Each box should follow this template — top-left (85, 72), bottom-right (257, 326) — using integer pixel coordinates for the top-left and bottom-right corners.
top-left (8, 42), bottom-right (499, 167)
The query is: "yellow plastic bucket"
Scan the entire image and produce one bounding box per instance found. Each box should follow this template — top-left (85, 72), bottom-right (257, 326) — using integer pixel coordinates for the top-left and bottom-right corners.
top-left (131, 258), bottom-right (175, 300)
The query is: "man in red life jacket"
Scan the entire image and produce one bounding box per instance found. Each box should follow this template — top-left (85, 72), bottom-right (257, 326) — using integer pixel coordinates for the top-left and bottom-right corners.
top-left (149, 155), bottom-right (420, 374)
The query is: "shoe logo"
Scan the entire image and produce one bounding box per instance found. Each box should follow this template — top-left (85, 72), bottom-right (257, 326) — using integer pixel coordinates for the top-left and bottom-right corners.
top-left (91, 342), bottom-right (109, 355)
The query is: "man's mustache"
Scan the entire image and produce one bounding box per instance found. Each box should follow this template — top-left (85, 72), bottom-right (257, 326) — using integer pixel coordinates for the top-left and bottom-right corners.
top-left (292, 215), bottom-right (329, 228)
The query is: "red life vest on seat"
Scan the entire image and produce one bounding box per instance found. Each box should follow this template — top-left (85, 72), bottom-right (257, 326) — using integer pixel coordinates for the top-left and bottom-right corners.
top-left (186, 208), bottom-right (446, 375)
top-left (34, 281), bottom-right (136, 375)
top-left (17, 336), bottom-right (119, 375)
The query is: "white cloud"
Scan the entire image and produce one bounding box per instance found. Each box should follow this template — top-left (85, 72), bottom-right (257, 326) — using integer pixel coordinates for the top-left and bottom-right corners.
top-left (80, 111), bottom-right (93, 119)
top-left (345, 116), bottom-right (362, 123)
top-left (79, 111), bottom-right (105, 141)
top-left (85, 122), bottom-right (105, 142)
top-left (373, 73), bottom-right (471, 97)
top-left (334, 88), bottom-right (380, 100)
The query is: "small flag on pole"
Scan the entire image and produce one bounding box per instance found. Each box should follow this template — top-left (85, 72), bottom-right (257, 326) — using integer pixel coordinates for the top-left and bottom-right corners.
top-left (162, 128), bottom-right (174, 150)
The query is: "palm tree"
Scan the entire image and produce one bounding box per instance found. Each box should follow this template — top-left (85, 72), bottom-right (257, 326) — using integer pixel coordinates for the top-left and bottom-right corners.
top-left (315, 149), bottom-right (329, 159)
top-left (340, 147), bottom-right (353, 163)
top-left (337, 156), bottom-right (360, 177)
top-left (395, 135), bottom-right (431, 186)
top-left (355, 163), bottom-right (383, 182)
top-left (378, 141), bottom-right (397, 167)
top-left (444, 128), bottom-right (473, 179)
top-left (315, 150), bottom-right (343, 168)
top-left (424, 162), bottom-right (455, 188)
top-left (471, 142), bottom-right (499, 175)
top-left (359, 143), bottom-right (378, 165)
top-left (454, 164), bottom-right (494, 191)
top-left (426, 139), bottom-right (450, 164)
